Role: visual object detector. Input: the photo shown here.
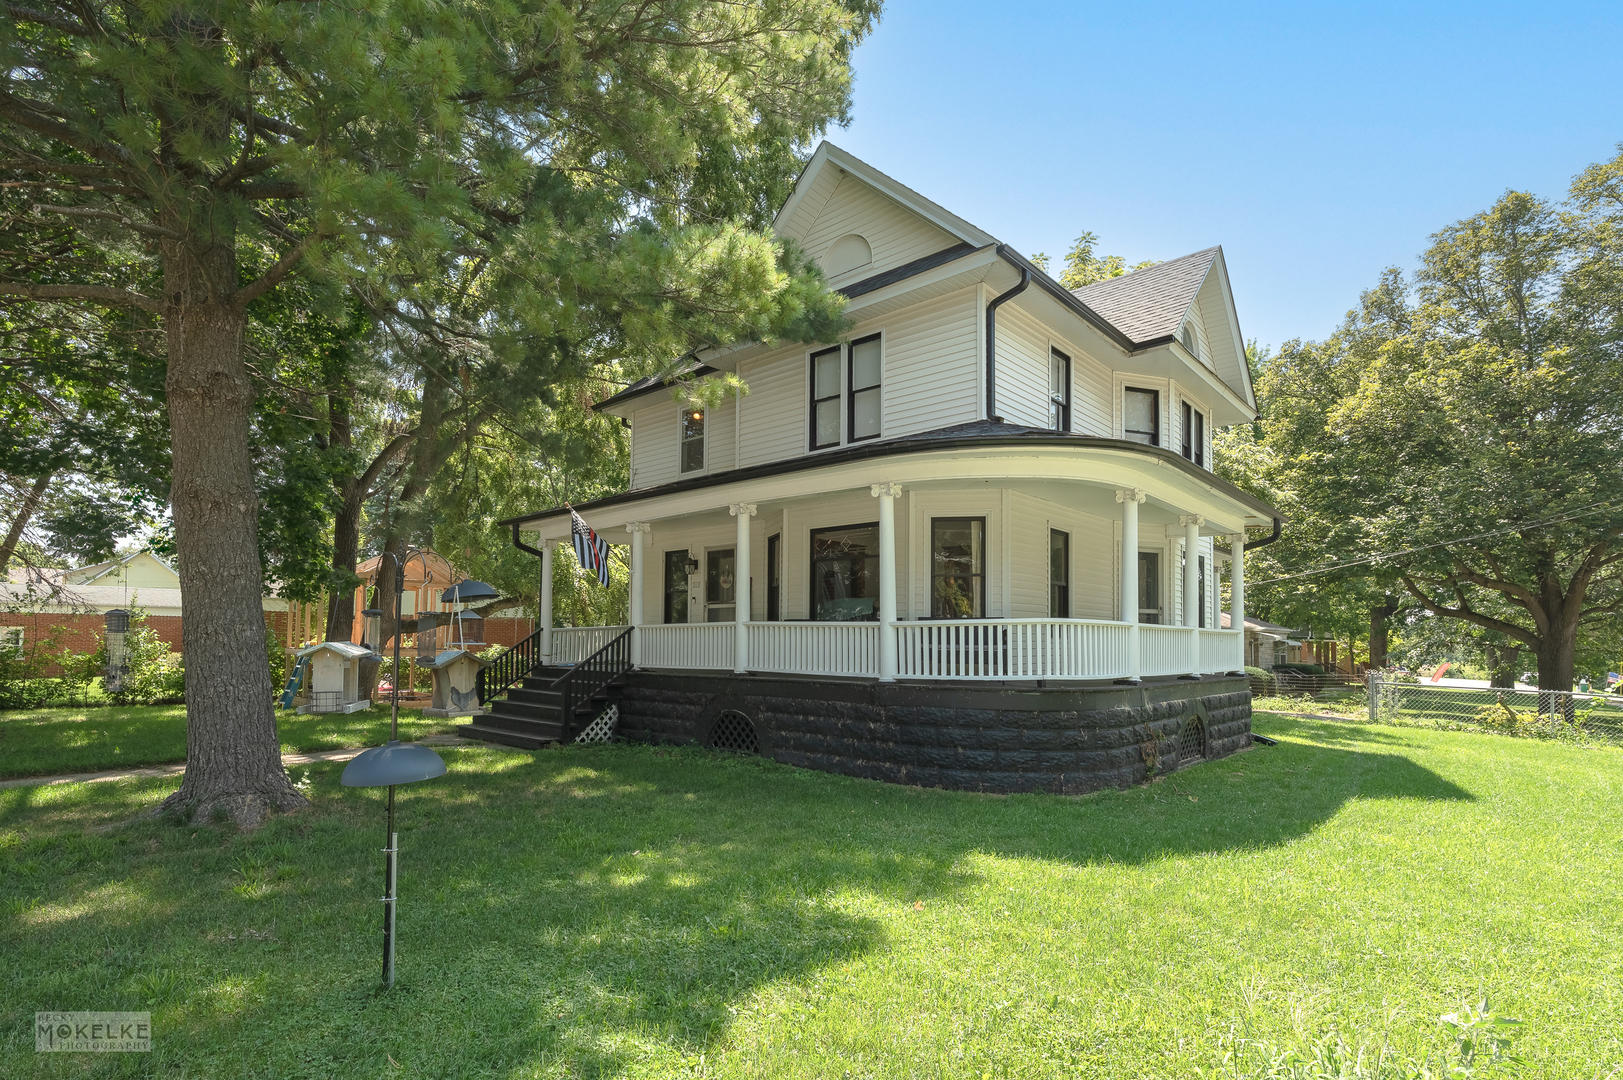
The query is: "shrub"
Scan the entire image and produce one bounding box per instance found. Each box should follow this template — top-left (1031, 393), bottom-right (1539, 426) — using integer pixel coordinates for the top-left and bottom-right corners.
top-left (106, 607), bottom-right (185, 706)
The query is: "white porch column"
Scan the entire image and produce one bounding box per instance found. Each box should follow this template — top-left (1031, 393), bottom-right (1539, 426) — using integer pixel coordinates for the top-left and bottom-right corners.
top-left (730, 503), bottom-right (756, 673)
top-left (1182, 515), bottom-right (1204, 675)
top-left (1230, 531), bottom-right (1246, 670)
top-left (871, 483), bottom-right (902, 682)
top-left (626, 522), bottom-right (650, 668)
top-left (1117, 488), bottom-right (1146, 681)
top-left (539, 540), bottom-right (554, 665)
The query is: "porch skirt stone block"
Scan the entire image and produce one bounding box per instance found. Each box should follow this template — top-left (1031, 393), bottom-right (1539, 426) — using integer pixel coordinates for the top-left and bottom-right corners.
top-left (614, 672), bottom-right (1252, 795)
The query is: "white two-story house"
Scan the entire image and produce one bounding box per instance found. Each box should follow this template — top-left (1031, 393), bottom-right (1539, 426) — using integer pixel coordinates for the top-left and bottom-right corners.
top-left (478, 143), bottom-right (1280, 793)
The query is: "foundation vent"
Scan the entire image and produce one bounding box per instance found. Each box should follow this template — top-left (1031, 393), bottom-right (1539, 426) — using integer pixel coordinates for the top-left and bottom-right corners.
top-left (708, 710), bottom-right (759, 754)
top-left (1177, 716), bottom-right (1207, 767)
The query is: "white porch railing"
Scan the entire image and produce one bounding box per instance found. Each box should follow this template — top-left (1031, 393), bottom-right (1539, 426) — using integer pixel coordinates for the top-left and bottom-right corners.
top-left (1200, 629), bottom-right (1244, 673)
top-left (639, 623), bottom-right (735, 670)
top-left (551, 625), bottom-right (630, 663)
top-left (616, 620), bottom-right (1244, 681)
top-left (749, 621), bottom-right (881, 676)
top-left (895, 618), bottom-right (1134, 680)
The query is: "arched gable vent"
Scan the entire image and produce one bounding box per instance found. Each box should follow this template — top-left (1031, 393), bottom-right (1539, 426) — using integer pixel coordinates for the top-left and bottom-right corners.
top-left (824, 233), bottom-right (873, 278)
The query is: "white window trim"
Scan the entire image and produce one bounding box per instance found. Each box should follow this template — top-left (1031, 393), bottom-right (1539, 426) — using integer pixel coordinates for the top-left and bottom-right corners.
top-left (0, 626), bottom-right (22, 655)
top-left (678, 403), bottom-right (708, 475)
top-left (1117, 376), bottom-right (1169, 447)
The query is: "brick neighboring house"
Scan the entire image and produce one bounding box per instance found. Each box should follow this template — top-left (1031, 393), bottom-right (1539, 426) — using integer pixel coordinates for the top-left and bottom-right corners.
top-left (1, 551), bottom-right (295, 673)
top-left (346, 550), bottom-right (534, 653)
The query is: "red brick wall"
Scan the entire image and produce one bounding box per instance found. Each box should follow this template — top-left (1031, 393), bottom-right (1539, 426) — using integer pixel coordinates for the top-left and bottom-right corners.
top-left (1, 611), bottom-right (284, 675)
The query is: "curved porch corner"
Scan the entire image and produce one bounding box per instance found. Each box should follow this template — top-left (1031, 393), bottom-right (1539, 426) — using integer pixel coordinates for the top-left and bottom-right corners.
top-left (613, 670), bottom-right (1253, 795)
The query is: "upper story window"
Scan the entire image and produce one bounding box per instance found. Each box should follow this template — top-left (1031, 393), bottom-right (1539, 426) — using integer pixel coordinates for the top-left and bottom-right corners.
top-left (811, 335), bottom-right (883, 450)
top-left (1049, 348), bottom-right (1071, 432)
top-left (1124, 387), bottom-right (1159, 446)
top-left (680, 406), bottom-right (705, 473)
top-left (1180, 401), bottom-right (1205, 467)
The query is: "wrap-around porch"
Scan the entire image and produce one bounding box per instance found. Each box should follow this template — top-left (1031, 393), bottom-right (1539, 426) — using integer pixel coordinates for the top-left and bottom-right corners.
top-left (510, 439), bottom-right (1266, 684)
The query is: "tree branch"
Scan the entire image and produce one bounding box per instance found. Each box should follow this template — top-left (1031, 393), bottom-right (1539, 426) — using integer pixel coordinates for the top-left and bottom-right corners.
top-left (4, 3), bottom-right (92, 37)
top-left (33, 202), bottom-right (182, 239)
top-left (234, 233), bottom-right (317, 308)
top-left (1399, 573), bottom-right (1540, 648)
top-left (0, 281), bottom-right (160, 313)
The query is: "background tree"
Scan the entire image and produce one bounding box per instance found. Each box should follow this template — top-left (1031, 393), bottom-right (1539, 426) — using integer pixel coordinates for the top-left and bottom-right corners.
top-left (0, 0), bottom-right (874, 824)
top-left (1235, 149), bottom-right (1623, 691)
top-left (1031, 231), bottom-right (1156, 289)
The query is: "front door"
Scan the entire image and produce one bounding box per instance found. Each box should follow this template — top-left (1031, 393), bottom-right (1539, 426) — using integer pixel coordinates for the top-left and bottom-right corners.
top-left (706, 548), bottom-right (736, 622)
top-left (663, 550), bottom-right (690, 623)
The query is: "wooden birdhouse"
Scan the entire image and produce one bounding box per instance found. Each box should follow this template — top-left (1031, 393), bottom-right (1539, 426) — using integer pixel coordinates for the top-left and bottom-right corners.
top-left (294, 641), bottom-right (377, 714)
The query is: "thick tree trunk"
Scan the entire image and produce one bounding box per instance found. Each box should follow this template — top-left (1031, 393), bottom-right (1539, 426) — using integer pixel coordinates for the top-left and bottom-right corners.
top-left (1485, 644), bottom-right (1521, 689)
top-left (324, 379), bottom-right (362, 644)
top-left (0, 470), bottom-right (53, 571)
top-left (157, 238), bottom-right (306, 827)
top-left (1534, 631), bottom-right (1576, 693)
top-left (1369, 598), bottom-right (1398, 669)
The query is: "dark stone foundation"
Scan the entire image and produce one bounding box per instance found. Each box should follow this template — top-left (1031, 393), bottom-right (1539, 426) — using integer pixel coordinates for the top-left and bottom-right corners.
top-left (614, 672), bottom-right (1252, 794)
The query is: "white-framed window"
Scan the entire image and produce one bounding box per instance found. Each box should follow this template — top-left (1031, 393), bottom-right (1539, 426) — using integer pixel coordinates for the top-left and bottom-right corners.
top-left (680, 406), bottom-right (705, 473)
top-left (0, 626), bottom-right (23, 655)
top-left (810, 334), bottom-right (883, 450)
top-left (1050, 348), bottom-right (1071, 432)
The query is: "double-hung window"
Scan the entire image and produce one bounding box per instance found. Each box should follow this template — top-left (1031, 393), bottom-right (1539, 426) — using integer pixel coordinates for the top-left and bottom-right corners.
top-left (810, 335), bottom-right (882, 449)
top-left (1124, 388), bottom-right (1159, 446)
top-left (680, 407), bottom-right (705, 473)
top-left (811, 346), bottom-right (841, 449)
top-left (1050, 348), bottom-right (1071, 432)
top-left (1180, 401), bottom-right (1205, 467)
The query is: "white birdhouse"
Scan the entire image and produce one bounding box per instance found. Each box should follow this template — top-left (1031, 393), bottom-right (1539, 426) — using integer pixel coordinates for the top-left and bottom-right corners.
top-left (294, 641), bottom-right (378, 714)
top-left (420, 649), bottom-right (488, 718)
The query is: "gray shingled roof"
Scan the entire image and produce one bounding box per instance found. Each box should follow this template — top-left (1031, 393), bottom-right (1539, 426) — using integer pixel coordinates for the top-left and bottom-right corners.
top-left (1069, 247), bottom-right (1219, 346)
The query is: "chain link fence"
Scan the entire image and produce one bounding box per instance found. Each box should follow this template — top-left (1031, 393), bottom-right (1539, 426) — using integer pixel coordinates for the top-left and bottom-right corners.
top-left (1367, 673), bottom-right (1623, 745)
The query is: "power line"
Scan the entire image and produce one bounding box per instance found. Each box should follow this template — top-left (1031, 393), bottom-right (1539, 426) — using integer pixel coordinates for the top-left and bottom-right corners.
top-left (1248, 498), bottom-right (1623, 586)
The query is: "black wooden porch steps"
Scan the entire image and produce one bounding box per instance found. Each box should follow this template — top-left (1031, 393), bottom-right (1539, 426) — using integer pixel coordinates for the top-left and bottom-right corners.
top-left (460, 667), bottom-right (616, 750)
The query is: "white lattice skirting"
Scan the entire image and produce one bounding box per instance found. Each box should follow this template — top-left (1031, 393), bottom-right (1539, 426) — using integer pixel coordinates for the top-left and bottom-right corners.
top-left (575, 704), bottom-right (618, 744)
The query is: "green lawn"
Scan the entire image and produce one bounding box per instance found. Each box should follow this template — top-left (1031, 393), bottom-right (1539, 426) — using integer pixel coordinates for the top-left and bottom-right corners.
top-left (0, 704), bottom-right (452, 779)
top-left (2, 716), bottom-right (1619, 1078)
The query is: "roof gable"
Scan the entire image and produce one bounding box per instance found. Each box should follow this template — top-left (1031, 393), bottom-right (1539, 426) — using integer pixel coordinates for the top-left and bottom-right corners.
top-left (775, 143), bottom-right (995, 287)
top-left (69, 551), bottom-right (180, 590)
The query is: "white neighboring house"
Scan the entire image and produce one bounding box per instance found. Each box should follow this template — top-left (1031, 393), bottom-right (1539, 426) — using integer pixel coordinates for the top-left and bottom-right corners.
top-left (502, 142), bottom-right (1280, 687)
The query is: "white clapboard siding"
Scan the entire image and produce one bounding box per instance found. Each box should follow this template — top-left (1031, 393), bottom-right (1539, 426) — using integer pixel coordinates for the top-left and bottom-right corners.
top-left (1010, 492), bottom-right (1049, 618)
top-left (880, 289), bottom-right (980, 436)
top-left (778, 162), bottom-right (842, 241)
top-left (1069, 348), bottom-right (1112, 437)
top-left (993, 305), bottom-right (1052, 430)
top-left (798, 174), bottom-right (961, 287)
top-left (707, 394), bottom-right (737, 473)
top-left (630, 400), bottom-right (680, 490)
top-left (737, 344), bottom-right (807, 467)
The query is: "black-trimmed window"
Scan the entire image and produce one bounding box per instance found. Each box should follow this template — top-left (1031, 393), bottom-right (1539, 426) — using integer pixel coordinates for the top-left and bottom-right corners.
top-left (1125, 387), bottom-right (1158, 446)
top-left (1180, 401), bottom-right (1205, 466)
top-left (932, 518), bottom-right (985, 619)
top-left (680, 407), bottom-right (705, 473)
top-left (1197, 554), bottom-right (1208, 628)
top-left (1049, 528), bottom-right (1070, 617)
top-left (848, 334), bottom-right (882, 441)
top-left (1138, 551), bottom-right (1160, 624)
top-left (663, 550), bottom-right (690, 624)
top-left (810, 345), bottom-right (841, 449)
top-left (810, 522), bottom-right (879, 621)
top-left (766, 533), bottom-right (781, 621)
top-left (1050, 348), bottom-right (1071, 432)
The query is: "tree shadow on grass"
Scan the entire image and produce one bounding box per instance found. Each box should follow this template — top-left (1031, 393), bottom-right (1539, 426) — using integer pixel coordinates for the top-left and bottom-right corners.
top-left (0, 730), bottom-right (1474, 1078)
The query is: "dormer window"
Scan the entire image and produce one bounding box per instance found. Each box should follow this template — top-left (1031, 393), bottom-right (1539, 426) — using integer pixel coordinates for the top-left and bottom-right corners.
top-left (1124, 387), bottom-right (1159, 446)
top-left (680, 407), bottom-right (705, 473)
top-left (1180, 401), bottom-right (1205, 467)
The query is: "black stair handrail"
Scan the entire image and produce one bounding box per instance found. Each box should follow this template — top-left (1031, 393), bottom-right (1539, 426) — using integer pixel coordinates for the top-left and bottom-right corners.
top-left (477, 625), bottom-right (543, 706)
top-left (551, 627), bottom-right (634, 741)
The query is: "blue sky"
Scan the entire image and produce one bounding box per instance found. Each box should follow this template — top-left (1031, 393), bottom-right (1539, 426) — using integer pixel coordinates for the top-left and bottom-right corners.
top-left (828, 0), bottom-right (1623, 352)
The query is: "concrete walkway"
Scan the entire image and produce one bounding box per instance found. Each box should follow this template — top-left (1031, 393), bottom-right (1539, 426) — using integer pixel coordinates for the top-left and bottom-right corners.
top-left (0, 732), bottom-right (473, 791)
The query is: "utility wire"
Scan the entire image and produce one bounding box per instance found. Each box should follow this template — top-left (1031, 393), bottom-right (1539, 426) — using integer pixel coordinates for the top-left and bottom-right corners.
top-left (1248, 498), bottom-right (1623, 586)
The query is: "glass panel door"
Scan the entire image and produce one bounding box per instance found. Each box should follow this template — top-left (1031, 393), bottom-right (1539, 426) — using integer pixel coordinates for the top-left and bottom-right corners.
top-left (1049, 529), bottom-right (1070, 617)
top-left (705, 549), bottom-right (736, 622)
top-left (766, 534), bottom-right (781, 621)
top-left (663, 550), bottom-right (690, 624)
